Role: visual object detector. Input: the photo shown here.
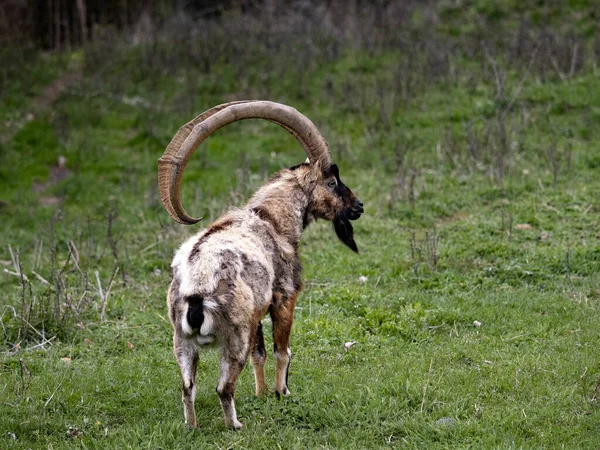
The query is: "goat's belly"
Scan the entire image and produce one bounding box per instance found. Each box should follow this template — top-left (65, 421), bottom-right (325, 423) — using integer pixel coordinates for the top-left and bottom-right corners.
top-left (196, 334), bottom-right (215, 345)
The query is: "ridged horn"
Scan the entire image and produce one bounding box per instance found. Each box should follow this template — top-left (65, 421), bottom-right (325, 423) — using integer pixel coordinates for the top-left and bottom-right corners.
top-left (158, 100), bottom-right (332, 224)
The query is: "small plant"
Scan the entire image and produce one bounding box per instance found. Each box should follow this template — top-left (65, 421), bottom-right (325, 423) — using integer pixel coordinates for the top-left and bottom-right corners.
top-left (409, 230), bottom-right (441, 275)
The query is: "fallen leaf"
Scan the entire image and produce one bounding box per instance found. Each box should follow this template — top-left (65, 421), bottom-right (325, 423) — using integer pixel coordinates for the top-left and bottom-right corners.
top-left (84, 338), bottom-right (94, 345)
top-left (344, 341), bottom-right (357, 351)
top-left (66, 426), bottom-right (82, 438)
top-left (514, 223), bottom-right (532, 231)
top-left (61, 357), bottom-right (72, 365)
top-left (540, 231), bottom-right (549, 241)
top-left (127, 342), bottom-right (134, 350)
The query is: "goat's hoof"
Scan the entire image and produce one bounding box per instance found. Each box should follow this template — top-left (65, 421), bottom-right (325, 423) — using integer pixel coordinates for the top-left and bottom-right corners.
top-left (228, 419), bottom-right (244, 430)
top-left (275, 388), bottom-right (291, 399)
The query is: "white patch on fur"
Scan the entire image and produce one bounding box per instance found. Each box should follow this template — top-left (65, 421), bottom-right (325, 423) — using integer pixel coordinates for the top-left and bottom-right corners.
top-left (200, 312), bottom-right (214, 335)
top-left (181, 304), bottom-right (194, 336)
top-left (203, 299), bottom-right (219, 311)
top-left (274, 348), bottom-right (292, 361)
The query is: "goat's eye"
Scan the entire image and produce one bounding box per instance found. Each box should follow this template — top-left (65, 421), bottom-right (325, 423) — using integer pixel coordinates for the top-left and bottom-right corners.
top-left (327, 180), bottom-right (336, 188)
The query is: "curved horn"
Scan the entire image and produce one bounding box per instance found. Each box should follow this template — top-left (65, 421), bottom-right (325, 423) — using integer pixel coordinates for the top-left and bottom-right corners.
top-left (158, 100), bottom-right (332, 224)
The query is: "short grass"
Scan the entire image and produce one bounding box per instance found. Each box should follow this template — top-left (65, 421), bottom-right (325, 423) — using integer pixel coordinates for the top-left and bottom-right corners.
top-left (2, 5), bottom-right (600, 449)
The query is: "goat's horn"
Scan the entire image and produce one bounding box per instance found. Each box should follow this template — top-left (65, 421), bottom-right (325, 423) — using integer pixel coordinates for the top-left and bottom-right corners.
top-left (158, 100), bottom-right (332, 224)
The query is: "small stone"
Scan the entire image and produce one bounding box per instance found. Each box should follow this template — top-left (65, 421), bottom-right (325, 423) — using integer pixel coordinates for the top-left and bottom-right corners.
top-left (540, 232), bottom-right (549, 241)
top-left (473, 320), bottom-right (482, 327)
top-left (344, 341), bottom-right (357, 351)
top-left (436, 417), bottom-right (454, 426)
top-left (357, 275), bottom-right (368, 284)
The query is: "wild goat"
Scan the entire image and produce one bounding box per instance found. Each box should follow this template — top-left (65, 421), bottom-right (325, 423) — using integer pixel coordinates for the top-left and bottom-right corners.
top-left (158, 100), bottom-right (363, 429)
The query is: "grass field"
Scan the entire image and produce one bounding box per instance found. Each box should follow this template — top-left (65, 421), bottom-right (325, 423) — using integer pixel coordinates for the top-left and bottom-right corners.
top-left (1, 2), bottom-right (600, 448)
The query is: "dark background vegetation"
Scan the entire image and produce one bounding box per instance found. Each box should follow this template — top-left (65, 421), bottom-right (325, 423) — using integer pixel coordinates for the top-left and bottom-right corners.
top-left (1, 0), bottom-right (599, 448)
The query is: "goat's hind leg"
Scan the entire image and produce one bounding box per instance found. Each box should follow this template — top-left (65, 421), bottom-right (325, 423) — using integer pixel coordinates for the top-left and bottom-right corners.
top-left (250, 322), bottom-right (268, 396)
top-left (217, 332), bottom-right (251, 429)
top-left (174, 333), bottom-right (199, 428)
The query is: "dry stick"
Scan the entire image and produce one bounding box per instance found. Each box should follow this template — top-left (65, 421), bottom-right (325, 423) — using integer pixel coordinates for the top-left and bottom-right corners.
top-left (68, 239), bottom-right (82, 274)
top-left (44, 370), bottom-right (68, 409)
top-left (33, 239), bottom-right (43, 272)
top-left (568, 43), bottom-right (580, 78)
top-left (95, 271), bottom-right (104, 303)
top-left (3, 269), bottom-right (29, 281)
top-left (8, 244), bottom-right (18, 274)
top-left (19, 359), bottom-right (31, 393)
top-left (32, 271), bottom-right (50, 285)
top-left (98, 266), bottom-right (119, 323)
top-left (17, 254), bottom-right (28, 341)
top-left (421, 358), bottom-right (434, 413)
top-left (483, 42), bottom-right (540, 118)
top-left (502, 43), bottom-right (540, 117)
top-left (549, 55), bottom-right (568, 83)
top-left (25, 335), bottom-right (56, 351)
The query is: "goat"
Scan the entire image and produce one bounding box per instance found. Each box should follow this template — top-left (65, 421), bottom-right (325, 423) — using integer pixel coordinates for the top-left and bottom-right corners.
top-left (158, 100), bottom-right (364, 429)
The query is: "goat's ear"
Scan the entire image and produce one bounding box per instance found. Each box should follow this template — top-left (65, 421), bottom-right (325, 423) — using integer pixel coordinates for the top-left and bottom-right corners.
top-left (304, 159), bottom-right (323, 186)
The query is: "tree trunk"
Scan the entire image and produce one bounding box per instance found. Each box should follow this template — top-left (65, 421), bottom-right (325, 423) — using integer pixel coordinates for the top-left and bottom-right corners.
top-left (75, 0), bottom-right (87, 45)
top-left (54, 0), bottom-right (61, 50)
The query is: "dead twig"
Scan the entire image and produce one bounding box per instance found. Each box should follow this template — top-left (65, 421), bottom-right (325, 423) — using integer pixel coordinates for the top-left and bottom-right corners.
top-left (19, 359), bottom-right (31, 394)
top-left (97, 265), bottom-right (119, 323)
top-left (420, 359), bottom-right (434, 413)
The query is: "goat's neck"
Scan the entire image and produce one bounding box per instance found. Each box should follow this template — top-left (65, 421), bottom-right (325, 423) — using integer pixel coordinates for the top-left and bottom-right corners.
top-left (247, 180), bottom-right (310, 249)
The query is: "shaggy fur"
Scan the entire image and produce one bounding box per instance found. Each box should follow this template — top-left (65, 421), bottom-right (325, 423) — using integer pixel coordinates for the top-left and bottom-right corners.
top-left (168, 161), bottom-right (363, 429)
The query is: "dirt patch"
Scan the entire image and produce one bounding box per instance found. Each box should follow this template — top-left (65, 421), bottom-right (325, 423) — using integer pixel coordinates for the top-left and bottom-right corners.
top-left (2, 60), bottom-right (82, 144)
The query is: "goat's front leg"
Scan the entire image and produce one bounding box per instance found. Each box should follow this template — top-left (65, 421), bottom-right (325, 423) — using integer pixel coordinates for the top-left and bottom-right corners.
top-left (217, 332), bottom-right (250, 429)
top-left (174, 333), bottom-right (199, 428)
top-left (270, 293), bottom-right (297, 398)
top-left (249, 322), bottom-right (268, 396)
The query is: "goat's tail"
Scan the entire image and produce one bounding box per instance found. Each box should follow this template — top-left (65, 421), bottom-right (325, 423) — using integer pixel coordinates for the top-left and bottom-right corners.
top-left (182, 295), bottom-right (205, 335)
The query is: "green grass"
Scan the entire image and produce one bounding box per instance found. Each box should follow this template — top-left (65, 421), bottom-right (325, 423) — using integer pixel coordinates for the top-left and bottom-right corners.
top-left (2, 5), bottom-right (600, 448)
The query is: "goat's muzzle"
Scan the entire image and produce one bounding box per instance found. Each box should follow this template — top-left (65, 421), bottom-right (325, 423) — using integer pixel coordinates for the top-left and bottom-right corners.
top-left (345, 198), bottom-right (364, 221)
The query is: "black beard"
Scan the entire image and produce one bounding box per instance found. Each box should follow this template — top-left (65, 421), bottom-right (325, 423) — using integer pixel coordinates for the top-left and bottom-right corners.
top-left (333, 214), bottom-right (359, 253)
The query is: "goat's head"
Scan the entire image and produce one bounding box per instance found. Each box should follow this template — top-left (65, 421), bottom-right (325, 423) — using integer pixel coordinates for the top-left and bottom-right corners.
top-left (299, 160), bottom-right (363, 252)
top-left (158, 100), bottom-right (363, 251)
